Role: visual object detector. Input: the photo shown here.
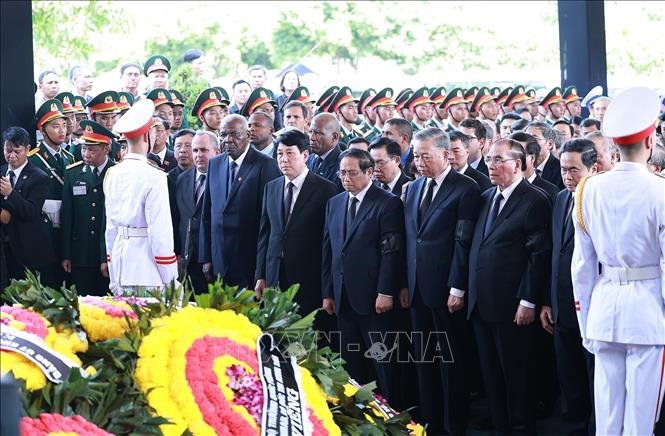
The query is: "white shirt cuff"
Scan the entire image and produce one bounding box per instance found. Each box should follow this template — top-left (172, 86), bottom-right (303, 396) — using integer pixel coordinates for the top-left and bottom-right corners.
top-left (378, 293), bottom-right (393, 298)
top-left (450, 288), bottom-right (465, 297)
top-left (519, 299), bottom-right (536, 309)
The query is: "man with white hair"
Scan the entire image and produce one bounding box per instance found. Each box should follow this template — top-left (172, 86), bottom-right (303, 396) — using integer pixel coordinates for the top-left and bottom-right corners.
top-left (104, 99), bottom-right (178, 295)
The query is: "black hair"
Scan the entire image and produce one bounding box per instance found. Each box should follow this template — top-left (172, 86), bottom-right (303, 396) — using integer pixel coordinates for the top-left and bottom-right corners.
top-left (367, 136), bottom-right (401, 157)
top-left (279, 69), bottom-right (301, 93)
top-left (283, 100), bottom-right (308, 119)
top-left (277, 128), bottom-right (310, 152)
top-left (561, 138), bottom-right (598, 169)
top-left (174, 129), bottom-right (196, 139)
top-left (2, 126), bottom-right (30, 146)
top-left (580, 118), bottom-right (601, 130)
top-left (459, 118), bottom-right (487, 139)
top-left (500, 112), bottom-right (522, 122)
top-left (339, 147), bottom-right (375, 172)
top-left (511, 118), bottom-right (530, 132)
top-left (509, 131), bottom-right (540, 158)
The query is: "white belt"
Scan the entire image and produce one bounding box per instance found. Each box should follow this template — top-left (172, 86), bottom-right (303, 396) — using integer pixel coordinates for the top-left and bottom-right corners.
top-left (601, 264), bottom-right (661, 285)
top-left (117, 226), bottom-right (148, 237)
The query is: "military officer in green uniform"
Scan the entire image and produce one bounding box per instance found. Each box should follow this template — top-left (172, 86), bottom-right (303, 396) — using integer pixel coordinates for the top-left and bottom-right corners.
top-left (328, 86), bottom-right (363, 148)
top-left (169, 89), bottom-right (186, 136)
top-left (192, 87), bottom-right (229, 136)
top-left (117, 91), bottom-right (134, 117)
top-left (404, 86), bottom-right (437, 132)
top-left (28, 99), bottom-right (74, 288)
top-left (54, 92), bottom-right (79, 156)
top-left (395, 88), bottom-right (415, 123)
top-left (144, 55), bottom-right (171, 92)
top-left (314, 86), bottom-right (340, 116)
top-left (61, 120), bottom-right (115, 296)
top-left (357, 88), bottom-right (377, 138)
top-left (85, 90), bottom-right (124, 162)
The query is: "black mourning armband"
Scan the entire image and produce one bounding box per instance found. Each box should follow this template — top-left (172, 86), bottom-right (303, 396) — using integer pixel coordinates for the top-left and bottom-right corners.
top-left (455, 219), bottom-right (474, 244)
top-left (380, 232), bottom-right (402, 254)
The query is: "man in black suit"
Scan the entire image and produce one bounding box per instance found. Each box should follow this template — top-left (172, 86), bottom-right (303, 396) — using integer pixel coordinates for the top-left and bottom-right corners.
top-left (511, 131), bottom-right (559, 205)
top-left (540, 138), bottom-right (597, 435)
top-left (448, 130), bottom-right (492, 192)
top-left (382, 118), bottom-right (415, 178)
top-left (254, 129), bottom-right (337, 333)
top-left (200, 115), bottom-right (280, 289)
top-left (459, 118), bottom-right (489, 176)
top-left (175, 131), bottom-right (220, 294)
top-left (1, 127), bottom-right (57, 284)
top-left (468, 138), bottom-right (551, 434)
top-left (167, 129), bottom-right (195, 255)
top-left (148, 117), bottom-right (178, 172)
top-left (322, 148), bottom-right (405, 404)
top-left (403, 127), bottom-right (481, 435)
top-left (367, 137), bottom-right (411, 196)
top-left (306, 113), bottom-right (343, 191)
top-left (526, 121), bottom-right (565, 189)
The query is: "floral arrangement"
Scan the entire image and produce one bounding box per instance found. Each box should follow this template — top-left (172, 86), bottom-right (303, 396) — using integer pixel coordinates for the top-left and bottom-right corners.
top-left (20, 413), bottom-right (113, 436)
top-left (78, 295), bottom-right (140, 342)
top-left (1, 305), bottom-right (87, 391)
top-left (1, 272), bottom-right (423, 435)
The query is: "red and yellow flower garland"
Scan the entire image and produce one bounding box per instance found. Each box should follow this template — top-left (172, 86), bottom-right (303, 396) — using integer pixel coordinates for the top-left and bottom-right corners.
top-left (135, 306), bottom-right (339, 436)
top-left (78, 296), bottom-right (139, 342)
top-left (20, 413), bottom-right (112, 435)
top-left (1, 306), bottom-right (88, 390)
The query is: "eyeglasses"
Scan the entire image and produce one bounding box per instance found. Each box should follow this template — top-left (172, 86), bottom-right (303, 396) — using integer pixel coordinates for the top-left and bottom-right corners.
top-left (374, 159), bottom-right (392, 168)
top-left (337, 170), bottom-right (363, 178)
top-left (219, 130), bottom-right (246, 139)
top-left (484, 156), bottom-right (517, 165)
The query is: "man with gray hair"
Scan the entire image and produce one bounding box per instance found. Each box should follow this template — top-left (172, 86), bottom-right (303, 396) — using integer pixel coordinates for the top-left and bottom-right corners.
top-left (402, 127), bottom-right (481, 435)
top-left (525, 121), bottom-right (564, 189)
top-left (200, 114), bottom-right (280, 288)
top-left (69, 65), bottom-right (94, 103)
top-left (586, 131), bottom-right (619, 171)
top-left (174, 130), bottom-right (220, 293)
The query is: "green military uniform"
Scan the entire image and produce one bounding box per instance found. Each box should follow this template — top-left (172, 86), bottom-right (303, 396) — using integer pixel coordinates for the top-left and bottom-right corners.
top-left (86, 91), bottom-right (124, 162)
top-left (61, 120), bottom-right (116, 295)
top-left (404, 87), bottom-right (436, 133)
top-left (239, 87), bottom-right (277, 118)
top-left (315, 86), bottom-right (340, 114)
top-left (68, 96), bottom-right (89, 161)
top-left (29, 99), bottom-right (75, 287)
top-left (357, 88), bottom-right (378, 139)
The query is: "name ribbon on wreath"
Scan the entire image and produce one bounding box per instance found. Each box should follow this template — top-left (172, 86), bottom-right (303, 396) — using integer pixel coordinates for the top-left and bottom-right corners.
top-left (258, 333), bottom-right (309, 436)
top-left (0, 327), bottom-right (79, 383)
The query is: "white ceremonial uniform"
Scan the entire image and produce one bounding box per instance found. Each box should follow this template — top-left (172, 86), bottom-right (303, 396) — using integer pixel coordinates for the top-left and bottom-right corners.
top-left (104, 152), bottom-right (177, 293)
top-left (572, 162), bottom-right (665, 435)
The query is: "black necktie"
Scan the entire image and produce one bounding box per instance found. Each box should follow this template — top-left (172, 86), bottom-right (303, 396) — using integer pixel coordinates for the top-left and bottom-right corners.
top-left (8, 170), bottom-right (16, 188)
top-left (92, 166), bottom-right (100, 179)
top-left (284, 182), bottom-right (294, 225)
top-left (313, 155), bottom-right (322, 171)
top-left (563, 193), bottom-right (574, 238)
top-left (484, 192), bottom-right (504, 237)
top-left (418, 179), bottom-right (437, 225)
top-left (54, 151), bottom-right (62, 164)
top-left (195, 174), bottom-right (206, 202)
top-left (536, 168), bottom-right (542, 176)
top-left (381, 183), bottom-right (390, 191)
top-left (227, 161), bottom-right (237, 195)
top-left (345, 196), bottom-right (359, 238)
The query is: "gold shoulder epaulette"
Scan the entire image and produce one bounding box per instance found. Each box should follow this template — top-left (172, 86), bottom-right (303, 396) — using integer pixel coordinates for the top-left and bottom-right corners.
top-left (147, 160), bottom-right (165, 171)
top-left (66, 160), bottom-right (84, 170)
top-left (27, 147), bottom-right (40, 157)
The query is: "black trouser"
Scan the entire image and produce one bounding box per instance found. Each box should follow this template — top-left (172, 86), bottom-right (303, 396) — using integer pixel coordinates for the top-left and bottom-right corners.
top-left (554, 323), bottom-right (595, 435)
top-left (473, 315), bottom-right (536, 433)
top-left (410, 290), bottom-right (468, 436)
top-left (71, 266), bottom-right (110, 297)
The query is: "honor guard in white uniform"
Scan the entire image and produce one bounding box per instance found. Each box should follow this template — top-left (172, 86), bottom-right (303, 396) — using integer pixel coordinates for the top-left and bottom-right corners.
top-left (104, 99), bottom-right (178, 294)
top-left (572, 87), bottom-right (665, 435)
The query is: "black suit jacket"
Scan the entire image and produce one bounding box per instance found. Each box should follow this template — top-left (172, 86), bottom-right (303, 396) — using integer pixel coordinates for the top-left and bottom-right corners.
top-left (255, 172), bottom-right (337, 313)
top-left (468, 179), bottom-right (551, 322)
top-left (322, 184), bottom-right (406, 315)
top-left (475, 157), bottom-right (489, 176)
top-left (0, 162), bottom-right (56, 269)
top-left (531, 174), bottom-right (559, 206)
top-left (199, 147), bottom-right (281, 288)
top-left (390, 171), bottom-right (412, 197)
top-left (175, 168), bottom-right (205, 262)
top-left (547, 189), bottom-right (578, 328)
top-left (540, 154), bottom-right (564, 189)
top-left (404, 169), bottom-right (480, 307)
top-left (400, 148), bottom-right (416, 179)
top-left (307, 145), bottom-right (343, 192)
top-left (167, 166), bottom-right (185, 254)
top-left (462, 165), bottom-right (492, 193)
top-left (149, 149), bottom-right (178, 173)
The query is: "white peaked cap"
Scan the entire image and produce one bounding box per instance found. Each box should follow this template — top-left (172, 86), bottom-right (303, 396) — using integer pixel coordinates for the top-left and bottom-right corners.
top-left (602, 86), bottom-right (660, 146)
top-left (113, 99), bottom-right (156, 139)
